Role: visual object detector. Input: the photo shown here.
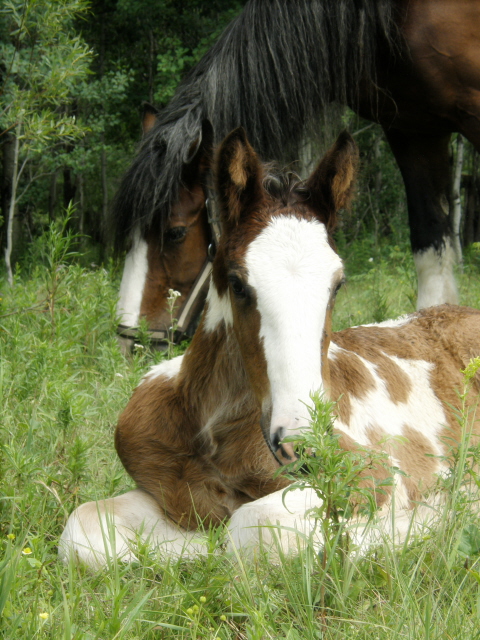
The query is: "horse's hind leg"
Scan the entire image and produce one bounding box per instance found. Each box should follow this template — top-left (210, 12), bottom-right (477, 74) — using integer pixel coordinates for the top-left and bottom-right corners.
top-left (384, 128), bottom-right (458, 309)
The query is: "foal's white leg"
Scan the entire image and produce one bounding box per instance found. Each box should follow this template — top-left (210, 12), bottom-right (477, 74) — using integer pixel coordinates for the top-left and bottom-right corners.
top-left (227, 488), bottom-right (323, 555)
top-left (59, 489), bottom-right (207, 568)
top-left (414, 239), bottom-right (458, 309)
top-left (227, 486), bottom-right (442, 558)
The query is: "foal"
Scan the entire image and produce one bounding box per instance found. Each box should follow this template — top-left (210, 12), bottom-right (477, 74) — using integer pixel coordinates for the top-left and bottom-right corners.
top-left (60, 130), bottom-right (480, 567)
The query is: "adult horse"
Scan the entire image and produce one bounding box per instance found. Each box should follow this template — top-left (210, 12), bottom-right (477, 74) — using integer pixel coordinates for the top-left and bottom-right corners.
top-left (112, 0), bottom-right (480, 348)
top-left (61, 129), bottom-right (480, 567)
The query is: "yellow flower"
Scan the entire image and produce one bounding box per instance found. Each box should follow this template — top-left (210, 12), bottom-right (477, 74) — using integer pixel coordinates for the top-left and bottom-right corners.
top-left (6, 533), bottom-right (15, 540)
top-left (22, 547), bottom-right (33, 555)
top-left (39, 612), bottom-right (49, 620)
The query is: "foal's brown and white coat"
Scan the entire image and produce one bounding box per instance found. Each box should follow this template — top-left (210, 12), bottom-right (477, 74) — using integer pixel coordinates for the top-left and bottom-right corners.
top-left (60, 130), bottom-right (480, 567)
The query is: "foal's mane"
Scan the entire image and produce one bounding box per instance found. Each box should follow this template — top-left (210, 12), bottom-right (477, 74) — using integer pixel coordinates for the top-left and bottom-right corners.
top-left (109, 0), bottom-right (399, 251)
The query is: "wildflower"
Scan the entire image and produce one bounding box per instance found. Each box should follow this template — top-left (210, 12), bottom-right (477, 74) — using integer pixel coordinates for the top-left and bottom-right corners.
top-left (22, 547), bottom-right (33, 555)
top-left (39, 612), bottom-right (49, 620)
top-left (167, 289), bottom-right (181, 300)
top-left (115, 373), bottom-right (124, 378)
top-left (186, 608), bottom-right (194, 616)
top-left (192, 604), bottom-right (199, 613)
top-left (6, 533), bottom-right (15, 540)
top-left (220, 615), bottom-right (227, 622)
top-left (199, 596), bottom-right (207, 603)
top-left (368, 257), bottom-right (373, 262)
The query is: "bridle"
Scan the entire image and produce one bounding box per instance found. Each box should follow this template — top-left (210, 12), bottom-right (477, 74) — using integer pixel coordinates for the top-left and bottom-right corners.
top-left (116, 189), bottom-right (221, 349)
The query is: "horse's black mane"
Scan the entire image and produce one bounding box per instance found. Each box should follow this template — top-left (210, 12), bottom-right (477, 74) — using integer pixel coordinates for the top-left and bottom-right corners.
top-left (109, 0), bottom-right (399, 251)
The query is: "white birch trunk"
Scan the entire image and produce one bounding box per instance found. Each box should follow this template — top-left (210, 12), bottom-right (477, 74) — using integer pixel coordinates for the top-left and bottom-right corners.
top-left (4, 124), bottom-right (21, 286)
top-left (452, 135), bottom-right (465, 267)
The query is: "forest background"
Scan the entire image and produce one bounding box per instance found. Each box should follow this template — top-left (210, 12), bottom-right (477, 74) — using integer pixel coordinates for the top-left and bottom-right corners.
top-left (2, 0), bottom-right (480, 276)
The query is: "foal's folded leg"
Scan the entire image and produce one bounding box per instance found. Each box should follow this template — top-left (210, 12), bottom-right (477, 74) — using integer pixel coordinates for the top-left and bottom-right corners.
top-left (59, 488), bottom-right (208, 568)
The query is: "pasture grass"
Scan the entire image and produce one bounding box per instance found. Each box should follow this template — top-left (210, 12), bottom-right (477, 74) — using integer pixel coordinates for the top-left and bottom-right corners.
top-left (2, 225), bottom-right (480, 638)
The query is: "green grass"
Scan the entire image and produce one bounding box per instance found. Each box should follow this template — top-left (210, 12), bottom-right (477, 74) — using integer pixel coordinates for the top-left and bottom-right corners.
top-left (2, 227), bottom-right (480, 639)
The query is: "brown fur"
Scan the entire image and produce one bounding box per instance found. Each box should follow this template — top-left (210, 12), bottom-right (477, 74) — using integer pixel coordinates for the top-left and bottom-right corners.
top-left (116, 315), bottom-right (288, 529)
top-left (139, 191), bottom-right (210, 328)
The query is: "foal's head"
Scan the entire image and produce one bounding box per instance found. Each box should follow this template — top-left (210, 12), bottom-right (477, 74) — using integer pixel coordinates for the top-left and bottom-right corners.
top-left (206, 128), bottom-right (358, 461)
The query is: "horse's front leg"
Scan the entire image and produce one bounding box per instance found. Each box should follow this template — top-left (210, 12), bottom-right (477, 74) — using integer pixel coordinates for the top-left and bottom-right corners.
top-left (384, 128), bottom-right (458, 309)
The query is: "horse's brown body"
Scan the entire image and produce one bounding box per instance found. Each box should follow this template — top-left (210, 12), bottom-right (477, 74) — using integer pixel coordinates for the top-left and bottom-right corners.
top-left (364, 1), bottom-right (480, 137)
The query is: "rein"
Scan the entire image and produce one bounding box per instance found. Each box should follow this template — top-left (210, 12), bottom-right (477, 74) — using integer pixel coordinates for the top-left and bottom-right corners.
top-left (117, 190), bottom-right (221, 349)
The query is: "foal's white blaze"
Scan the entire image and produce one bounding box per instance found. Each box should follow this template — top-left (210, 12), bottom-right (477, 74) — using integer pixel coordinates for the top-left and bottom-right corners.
top-left (414, 239), bottom-right (458, 310)
top-left (245, 216), bottom-right (343, 441)
top-left (117, 234), bottom-right (148, 327)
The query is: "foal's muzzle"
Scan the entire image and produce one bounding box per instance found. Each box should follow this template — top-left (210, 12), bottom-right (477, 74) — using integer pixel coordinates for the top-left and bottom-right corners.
top-left (271, 427), bottom-right (298, 466)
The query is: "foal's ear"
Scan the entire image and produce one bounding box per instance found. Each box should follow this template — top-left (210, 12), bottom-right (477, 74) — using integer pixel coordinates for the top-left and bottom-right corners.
top-left (305, 131), bottom-right (359, 229)
top-left (215, 127), bottom-right (263, 226)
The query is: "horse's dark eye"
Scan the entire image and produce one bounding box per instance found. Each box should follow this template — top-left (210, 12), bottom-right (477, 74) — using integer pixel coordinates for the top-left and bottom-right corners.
top-left (229, 276), bottom-right (246, 299)
top-left (165, 226), bottom-right (187, 243)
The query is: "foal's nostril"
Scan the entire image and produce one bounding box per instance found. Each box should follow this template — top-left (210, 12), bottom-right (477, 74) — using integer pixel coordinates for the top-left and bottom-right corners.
top-left (271, 427), bottom-right (285, 452)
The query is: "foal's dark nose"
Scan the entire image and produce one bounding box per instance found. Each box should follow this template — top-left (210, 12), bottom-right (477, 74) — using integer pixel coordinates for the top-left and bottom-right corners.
top-left (271, 427), bottom-right (285, 451)
top-left (271, 427), bottom-right (298, 465)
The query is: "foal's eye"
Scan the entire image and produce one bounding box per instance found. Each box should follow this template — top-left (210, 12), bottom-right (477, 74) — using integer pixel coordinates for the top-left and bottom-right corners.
top-left (165, 226), bottom-right (187, 243)
top-left (333, 278), bottom-right (345, 296)
top-left (229, 276), bottom-right (246, 299)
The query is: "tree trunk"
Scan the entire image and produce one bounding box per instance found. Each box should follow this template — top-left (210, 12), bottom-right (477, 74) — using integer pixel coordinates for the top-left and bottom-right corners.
top-left (1, 133), bottom-right (15, 249)
top-left (452, 134), bottom-right (465, 266)
top-left (4, 126), bottom-right (20, 285)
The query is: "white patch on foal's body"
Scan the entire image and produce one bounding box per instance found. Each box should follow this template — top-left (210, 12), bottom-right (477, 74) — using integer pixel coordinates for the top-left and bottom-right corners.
top-left (245, 216), bottom-right (343, 438)
top-left (59, 489), bottom-right (207, 568)
top-left (414, 239), bottom-right (458, 310)
top-left (356, 315), bottom-right (413, 329)
top-left (203, 284), bottom-right (233, 332)
top-left (117, 235), bottom-right (148, 327)
top-left (329, 345), bottom-right (447, 452)
top-left (142, 355), bottom-right (184, 383)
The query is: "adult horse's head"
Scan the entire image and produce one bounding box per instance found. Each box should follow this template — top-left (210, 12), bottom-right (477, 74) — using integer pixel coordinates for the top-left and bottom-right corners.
top-left (113, 112), bottom-right (215, 351)
top-left (206, 128), bottom-right (358, 462)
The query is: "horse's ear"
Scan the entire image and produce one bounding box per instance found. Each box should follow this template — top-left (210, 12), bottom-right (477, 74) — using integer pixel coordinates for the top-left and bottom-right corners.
top-left (305, 131), bottom-right (358, 229)
top-left (215, 127), bottom-right (263, 226)
top-left (141, 102), bottom-right (158, 136)
top-left (182, 120), bottom-right (214, 187)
